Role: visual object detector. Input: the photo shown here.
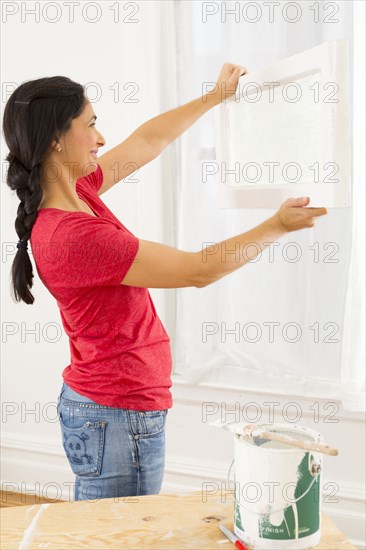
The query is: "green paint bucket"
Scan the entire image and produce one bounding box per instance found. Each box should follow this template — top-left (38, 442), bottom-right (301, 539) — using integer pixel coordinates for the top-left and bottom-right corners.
top-left (233, 424), bottom-right (323, 549)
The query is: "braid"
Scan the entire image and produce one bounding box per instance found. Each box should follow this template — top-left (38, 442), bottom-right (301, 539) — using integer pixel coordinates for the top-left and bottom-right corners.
top-left (14, 162), bottom-right (43, 240)
top-left (7, 155), bottom-right (43, 304)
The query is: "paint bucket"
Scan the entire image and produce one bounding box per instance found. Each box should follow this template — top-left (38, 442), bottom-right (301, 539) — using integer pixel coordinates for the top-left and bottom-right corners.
top-left (233, 423), bottom-right (323, 549)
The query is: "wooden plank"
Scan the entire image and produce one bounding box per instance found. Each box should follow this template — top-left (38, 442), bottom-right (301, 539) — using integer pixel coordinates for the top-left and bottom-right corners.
top-left (317, 515), bottom-right (357, 550)
top-left (0, 490), bottom-right (356, 549)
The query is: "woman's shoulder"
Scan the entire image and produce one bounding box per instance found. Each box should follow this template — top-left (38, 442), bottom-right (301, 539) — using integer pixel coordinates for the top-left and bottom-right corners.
top-left (31, 210), bottom-right (95, 251)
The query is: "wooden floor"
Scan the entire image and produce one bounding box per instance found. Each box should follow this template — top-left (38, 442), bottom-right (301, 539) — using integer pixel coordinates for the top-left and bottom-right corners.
top-left (0, 491), bottom-right (63, 508)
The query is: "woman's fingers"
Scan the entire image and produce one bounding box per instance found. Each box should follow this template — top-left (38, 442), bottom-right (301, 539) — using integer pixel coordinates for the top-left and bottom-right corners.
top-left (277, 197), bottom-right (329, 232)
top-left (306, 207), bottom-right (328, 215)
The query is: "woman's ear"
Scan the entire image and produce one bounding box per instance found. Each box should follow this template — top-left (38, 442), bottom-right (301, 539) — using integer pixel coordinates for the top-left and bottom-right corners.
top-left (50, 139), bottom-right (62, 151)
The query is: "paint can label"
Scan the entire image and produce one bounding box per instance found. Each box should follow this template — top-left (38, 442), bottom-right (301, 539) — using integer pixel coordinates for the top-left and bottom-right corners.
top-left (234, 452), bottom-right (321, 548)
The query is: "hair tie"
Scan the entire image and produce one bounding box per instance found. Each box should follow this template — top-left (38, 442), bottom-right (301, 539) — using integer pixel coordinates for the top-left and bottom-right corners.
top-left (14, 100), bottom-right (30, 105)
top-left (17, 240), bottom-right (28, 250)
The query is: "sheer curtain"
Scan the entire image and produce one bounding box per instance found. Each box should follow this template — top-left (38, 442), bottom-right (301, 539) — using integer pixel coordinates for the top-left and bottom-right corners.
top-left (172, 1), bottom-right (365, 411)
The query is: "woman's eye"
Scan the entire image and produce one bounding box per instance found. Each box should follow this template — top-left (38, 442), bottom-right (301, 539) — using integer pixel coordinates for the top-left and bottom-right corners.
top-left (90, 123), bottom-right (96, 127)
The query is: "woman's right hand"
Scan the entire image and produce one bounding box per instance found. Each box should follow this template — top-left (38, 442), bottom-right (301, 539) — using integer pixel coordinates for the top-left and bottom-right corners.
top-left (275, 197), bottom-right (328, 232)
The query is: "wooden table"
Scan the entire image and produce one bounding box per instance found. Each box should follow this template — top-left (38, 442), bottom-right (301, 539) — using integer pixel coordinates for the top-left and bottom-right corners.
top-left (0, 490), bottom-right (356, 549)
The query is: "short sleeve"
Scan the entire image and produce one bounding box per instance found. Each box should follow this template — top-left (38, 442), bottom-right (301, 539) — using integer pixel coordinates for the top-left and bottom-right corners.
top-left (76, 164), bottom-right (104, 193)
top-left (49, 216), bottom-right (139, 288)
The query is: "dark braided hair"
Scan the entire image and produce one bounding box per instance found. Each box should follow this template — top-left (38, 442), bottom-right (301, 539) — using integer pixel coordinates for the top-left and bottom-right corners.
top-left (2, 76), bottom-right (87, 304)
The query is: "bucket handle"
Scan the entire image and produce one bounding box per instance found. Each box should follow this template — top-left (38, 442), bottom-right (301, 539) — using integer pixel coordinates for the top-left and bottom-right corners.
top-left (227, 459), bottom-right (321, 516)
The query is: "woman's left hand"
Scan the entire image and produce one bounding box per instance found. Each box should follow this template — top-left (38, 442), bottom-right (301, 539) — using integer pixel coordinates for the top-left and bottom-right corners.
top-left (213, 62), bottom-right (248, 103)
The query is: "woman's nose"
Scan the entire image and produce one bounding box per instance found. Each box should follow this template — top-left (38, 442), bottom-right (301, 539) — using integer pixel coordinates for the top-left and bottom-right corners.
top-left (98, 134), bottom-right (106, 147)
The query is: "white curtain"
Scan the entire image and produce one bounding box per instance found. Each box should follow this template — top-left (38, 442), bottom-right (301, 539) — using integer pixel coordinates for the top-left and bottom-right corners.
top-left (172, 1), bottom-right (365, 411)
top-left (340, 0), bottom-right (365, 410)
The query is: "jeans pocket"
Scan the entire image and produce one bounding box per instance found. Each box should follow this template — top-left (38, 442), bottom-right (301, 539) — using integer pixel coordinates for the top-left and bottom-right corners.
top-left (128, 410), bottom-right (167, 439)
top-left (59, 409), bottom-right (107, 477)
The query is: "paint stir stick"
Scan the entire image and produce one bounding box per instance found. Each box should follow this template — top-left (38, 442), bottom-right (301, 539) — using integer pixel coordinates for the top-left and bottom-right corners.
top-left (241, 424), bottom-right (339, 456)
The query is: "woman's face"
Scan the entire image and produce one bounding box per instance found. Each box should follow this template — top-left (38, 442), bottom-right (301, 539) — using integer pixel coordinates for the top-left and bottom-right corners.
top-left (54, 99), bottom-right (106, 178)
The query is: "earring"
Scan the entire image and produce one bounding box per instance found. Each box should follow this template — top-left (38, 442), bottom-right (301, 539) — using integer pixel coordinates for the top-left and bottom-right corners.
top-left (57, 146), bottom-right (62, 152)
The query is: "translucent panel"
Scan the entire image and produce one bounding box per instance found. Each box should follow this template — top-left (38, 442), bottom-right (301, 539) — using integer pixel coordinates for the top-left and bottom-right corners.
top-left (215, 40), bottom-right (351, 207)
top-left (228, 73), bottom-right (323, 186)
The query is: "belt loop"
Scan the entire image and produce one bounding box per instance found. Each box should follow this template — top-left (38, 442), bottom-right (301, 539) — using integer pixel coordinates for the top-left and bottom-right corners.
top-left (56, 383), bottom-right (64, 415)
top-left (60, 382), bottom-right (65, 399)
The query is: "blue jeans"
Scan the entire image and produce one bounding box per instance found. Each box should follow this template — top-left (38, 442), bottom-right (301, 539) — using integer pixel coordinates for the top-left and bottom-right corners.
top-left (56, 382), bottom-right (168, 501)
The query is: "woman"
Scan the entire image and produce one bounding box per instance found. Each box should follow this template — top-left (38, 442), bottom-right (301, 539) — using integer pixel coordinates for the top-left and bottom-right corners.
top-left (3, 66), bottom-right (327, 502)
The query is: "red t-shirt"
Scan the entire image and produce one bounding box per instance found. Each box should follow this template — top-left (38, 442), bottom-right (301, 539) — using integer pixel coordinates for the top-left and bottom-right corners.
top-left (30, 164), bottom-right (173, 411)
